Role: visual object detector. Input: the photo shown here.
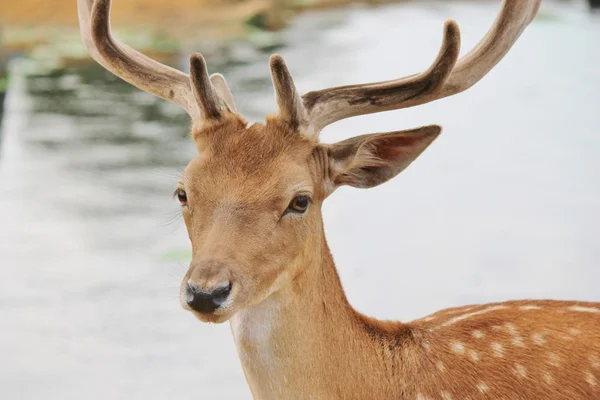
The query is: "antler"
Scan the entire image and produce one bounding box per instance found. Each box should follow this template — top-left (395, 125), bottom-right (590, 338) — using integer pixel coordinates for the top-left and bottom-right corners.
top-left (79, 0), bottom-right (540, 134)
top-left (272, 0), bottom-right (541, 136)
top-left (77, 0), bottom-right (232, 121)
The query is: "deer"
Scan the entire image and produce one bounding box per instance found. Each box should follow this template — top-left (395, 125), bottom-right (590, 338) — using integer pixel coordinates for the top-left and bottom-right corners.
top-left (77, 0), bottom-right (600, 398)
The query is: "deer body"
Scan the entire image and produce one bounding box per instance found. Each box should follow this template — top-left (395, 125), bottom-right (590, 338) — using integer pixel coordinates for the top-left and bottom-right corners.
top-left (231, 240), bottom-right (600, 399)
top-left (77, 0), bottom-right (600, 398)
top-left (227, 217), bottom-right (600, 400)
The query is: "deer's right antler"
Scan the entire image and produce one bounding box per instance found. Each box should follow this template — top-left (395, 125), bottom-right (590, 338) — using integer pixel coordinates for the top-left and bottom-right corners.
top-left (77, 0), bottom-right (234, 122)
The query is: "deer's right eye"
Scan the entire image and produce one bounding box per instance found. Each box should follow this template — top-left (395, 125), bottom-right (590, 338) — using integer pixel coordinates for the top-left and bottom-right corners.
top-left (176, 189), bottom-right (188, 206)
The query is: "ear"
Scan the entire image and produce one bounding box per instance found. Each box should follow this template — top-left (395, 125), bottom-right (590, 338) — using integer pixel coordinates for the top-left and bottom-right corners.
top-left (325, 125), bottom-right (441, 189)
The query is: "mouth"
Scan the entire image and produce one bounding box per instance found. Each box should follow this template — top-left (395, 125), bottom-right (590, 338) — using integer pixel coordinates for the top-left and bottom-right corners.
top-left (188, 308), bottom-right (233, 324)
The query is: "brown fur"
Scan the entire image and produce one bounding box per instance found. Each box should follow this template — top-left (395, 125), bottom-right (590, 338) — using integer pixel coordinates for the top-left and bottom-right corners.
top-left (174, 115), bottom-right (600, 399)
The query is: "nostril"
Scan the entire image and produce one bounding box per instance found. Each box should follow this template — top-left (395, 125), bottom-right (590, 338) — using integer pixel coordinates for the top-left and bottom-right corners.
top-left (211, 283), bottom-right (232, 305)
top-left (185, 282), bottom-right (199, 304)
top-left (185, 282), bottom-right (232, 313)
top-left (184, 285), bottom-right (194, 304)
top-left (186, 282), bottom-right (198, 295)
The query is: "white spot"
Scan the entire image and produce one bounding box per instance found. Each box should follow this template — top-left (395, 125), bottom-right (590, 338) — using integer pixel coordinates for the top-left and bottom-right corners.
top-left (492, 342), bottom-right (504, 357)
top-left (548, 352), bottom-right (560, 367)
top-left (520, 305), bottom-right (542, 310)
top-left (477, 382), bottom-right (489, 393)
top-left (422, 342), bottom-right (431, 353)
top-left (441, 391), bottom-right (453, 400)
top-left (416, 393), bottom-right (430, 400)
top-left (568, 305), bottom-right (600, 314)
top-left (491, 325), bottom-right (502, 332)
top-left (437, 305), bottom-right (507, 328)
top-left (513, 363), bottom-right (527, 378)
top-left (569, 328), bottom-right (581, 335)
top-left (422, 316), bottom-right (436, 322)
top-left (586, 372), bottom-right (597, 387)
top-left (591, 355), bottom-right (600, 369)
top-left (504, 323), bottom-right (525, 347)
top-left (532, 333), bottom-right (546, 345)
top-left (444, 306), bottom-right (475, 315)
top-left (472, 330), bottom-right (485, 339)
top-left (543, 371), bottom-right (553, 384)
top-left (469, 350), bottom-right (480, 362)
top-left (451, 341), bottom-right (465, 354)
top-left (436, 360), bottom-right (446, 372)
top-left (505, 323), bottom-right (518, 334)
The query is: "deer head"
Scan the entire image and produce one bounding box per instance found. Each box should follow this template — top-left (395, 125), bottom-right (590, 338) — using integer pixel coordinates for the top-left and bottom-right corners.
top-left (78, 0), bottom-right (541, 324)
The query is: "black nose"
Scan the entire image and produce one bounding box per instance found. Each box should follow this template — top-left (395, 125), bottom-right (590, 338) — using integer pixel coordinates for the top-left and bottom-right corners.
top-left (185, 282), bottom-right (232, 313)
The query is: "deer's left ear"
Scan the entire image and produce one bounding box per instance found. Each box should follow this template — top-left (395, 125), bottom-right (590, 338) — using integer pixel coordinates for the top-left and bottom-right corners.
top-left (324, 125), bottom-right (441, 190)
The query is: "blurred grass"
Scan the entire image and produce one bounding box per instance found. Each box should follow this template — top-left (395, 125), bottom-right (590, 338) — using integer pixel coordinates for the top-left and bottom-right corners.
top-left (158, 248), bottom-right (192, 262)
top-left (534, 10), bottom-right (563, 22)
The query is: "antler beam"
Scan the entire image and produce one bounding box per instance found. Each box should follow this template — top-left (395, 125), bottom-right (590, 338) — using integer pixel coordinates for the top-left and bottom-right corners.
top-left (77, 0), bottom-right (233, 122)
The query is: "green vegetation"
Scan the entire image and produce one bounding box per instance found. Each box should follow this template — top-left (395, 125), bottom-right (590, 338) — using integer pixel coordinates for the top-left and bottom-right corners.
top-left (0, 75), bottom-right (7, 92)
top-left (157, 248), bottom-right (192, 263)
top-left (534, 10), bottom-right (562, 22)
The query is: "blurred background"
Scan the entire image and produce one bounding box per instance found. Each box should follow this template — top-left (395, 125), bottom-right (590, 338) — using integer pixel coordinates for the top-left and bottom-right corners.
top-left (0, 0), bottom-right (599, 398)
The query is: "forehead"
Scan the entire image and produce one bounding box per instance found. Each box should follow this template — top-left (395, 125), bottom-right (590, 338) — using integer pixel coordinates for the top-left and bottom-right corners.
top-left (183, 118), bottom-right (317, 198)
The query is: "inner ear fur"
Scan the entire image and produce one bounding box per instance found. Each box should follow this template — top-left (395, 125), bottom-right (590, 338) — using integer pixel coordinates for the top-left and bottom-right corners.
top-left (325, 125), bottom-right (442, 189)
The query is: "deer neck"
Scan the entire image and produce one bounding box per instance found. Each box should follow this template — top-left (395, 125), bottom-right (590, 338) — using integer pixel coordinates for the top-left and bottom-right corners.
top-left (229, 231), bottom-right (381, 399)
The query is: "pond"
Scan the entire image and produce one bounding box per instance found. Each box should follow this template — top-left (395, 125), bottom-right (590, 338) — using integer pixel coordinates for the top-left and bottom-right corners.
top-left (1, 1), bottom-right (599, 398)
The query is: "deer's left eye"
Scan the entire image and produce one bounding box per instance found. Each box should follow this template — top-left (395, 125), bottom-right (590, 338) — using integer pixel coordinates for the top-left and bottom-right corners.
top-left (176, 189), bottom-right (188, 206)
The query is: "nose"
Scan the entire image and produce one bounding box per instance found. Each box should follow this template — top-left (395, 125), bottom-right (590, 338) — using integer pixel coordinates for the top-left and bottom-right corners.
top-left (185, 282), bottom-right (232, 313)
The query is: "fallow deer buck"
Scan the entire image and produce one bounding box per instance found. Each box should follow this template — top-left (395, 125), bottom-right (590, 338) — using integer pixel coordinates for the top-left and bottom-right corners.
top-left (78, 0), bottom-right (600, 398)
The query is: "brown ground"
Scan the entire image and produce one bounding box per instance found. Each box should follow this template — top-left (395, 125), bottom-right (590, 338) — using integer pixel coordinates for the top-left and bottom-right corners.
top-left (0, 0), bottom-right (278, 57)
top-left (0, 0), bottom-right (399, 55)
top-left (0, 0), bottom-right (391, 31)
top-left (0, 0), bottom-right (276, 49)
top-left (1, 0), bottom-right (270, 28)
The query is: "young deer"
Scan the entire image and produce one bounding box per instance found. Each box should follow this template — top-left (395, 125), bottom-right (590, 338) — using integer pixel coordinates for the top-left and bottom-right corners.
top-left (78, 0), bottom-right (600, 398)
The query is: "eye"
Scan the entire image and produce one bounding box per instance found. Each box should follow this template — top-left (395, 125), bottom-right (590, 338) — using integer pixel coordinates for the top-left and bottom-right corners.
top-left (176, 189), bottom-right (187, 206)
top-left (288, 195), bottom-right (310, 214)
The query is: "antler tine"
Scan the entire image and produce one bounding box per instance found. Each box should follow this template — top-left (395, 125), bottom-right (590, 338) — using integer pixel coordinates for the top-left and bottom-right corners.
top-left (439, 0), bottom-right (541, 97)
top-left (302, 20), bottom-right (461, 134)
top-left (302, 0), bottom-right (541, 134)
top-left (210, 74), bottom-right (238, 113)
top-left (269, 55), bottom-right (310, 132)
top-left (189, 53), bottom-right (229, 121)
top-left (78, 0), bottom-right (229, 121)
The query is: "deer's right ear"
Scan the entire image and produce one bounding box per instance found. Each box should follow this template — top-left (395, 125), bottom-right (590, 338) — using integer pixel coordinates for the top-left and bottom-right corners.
top-left (324, 125), bottom-right (441, 191)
